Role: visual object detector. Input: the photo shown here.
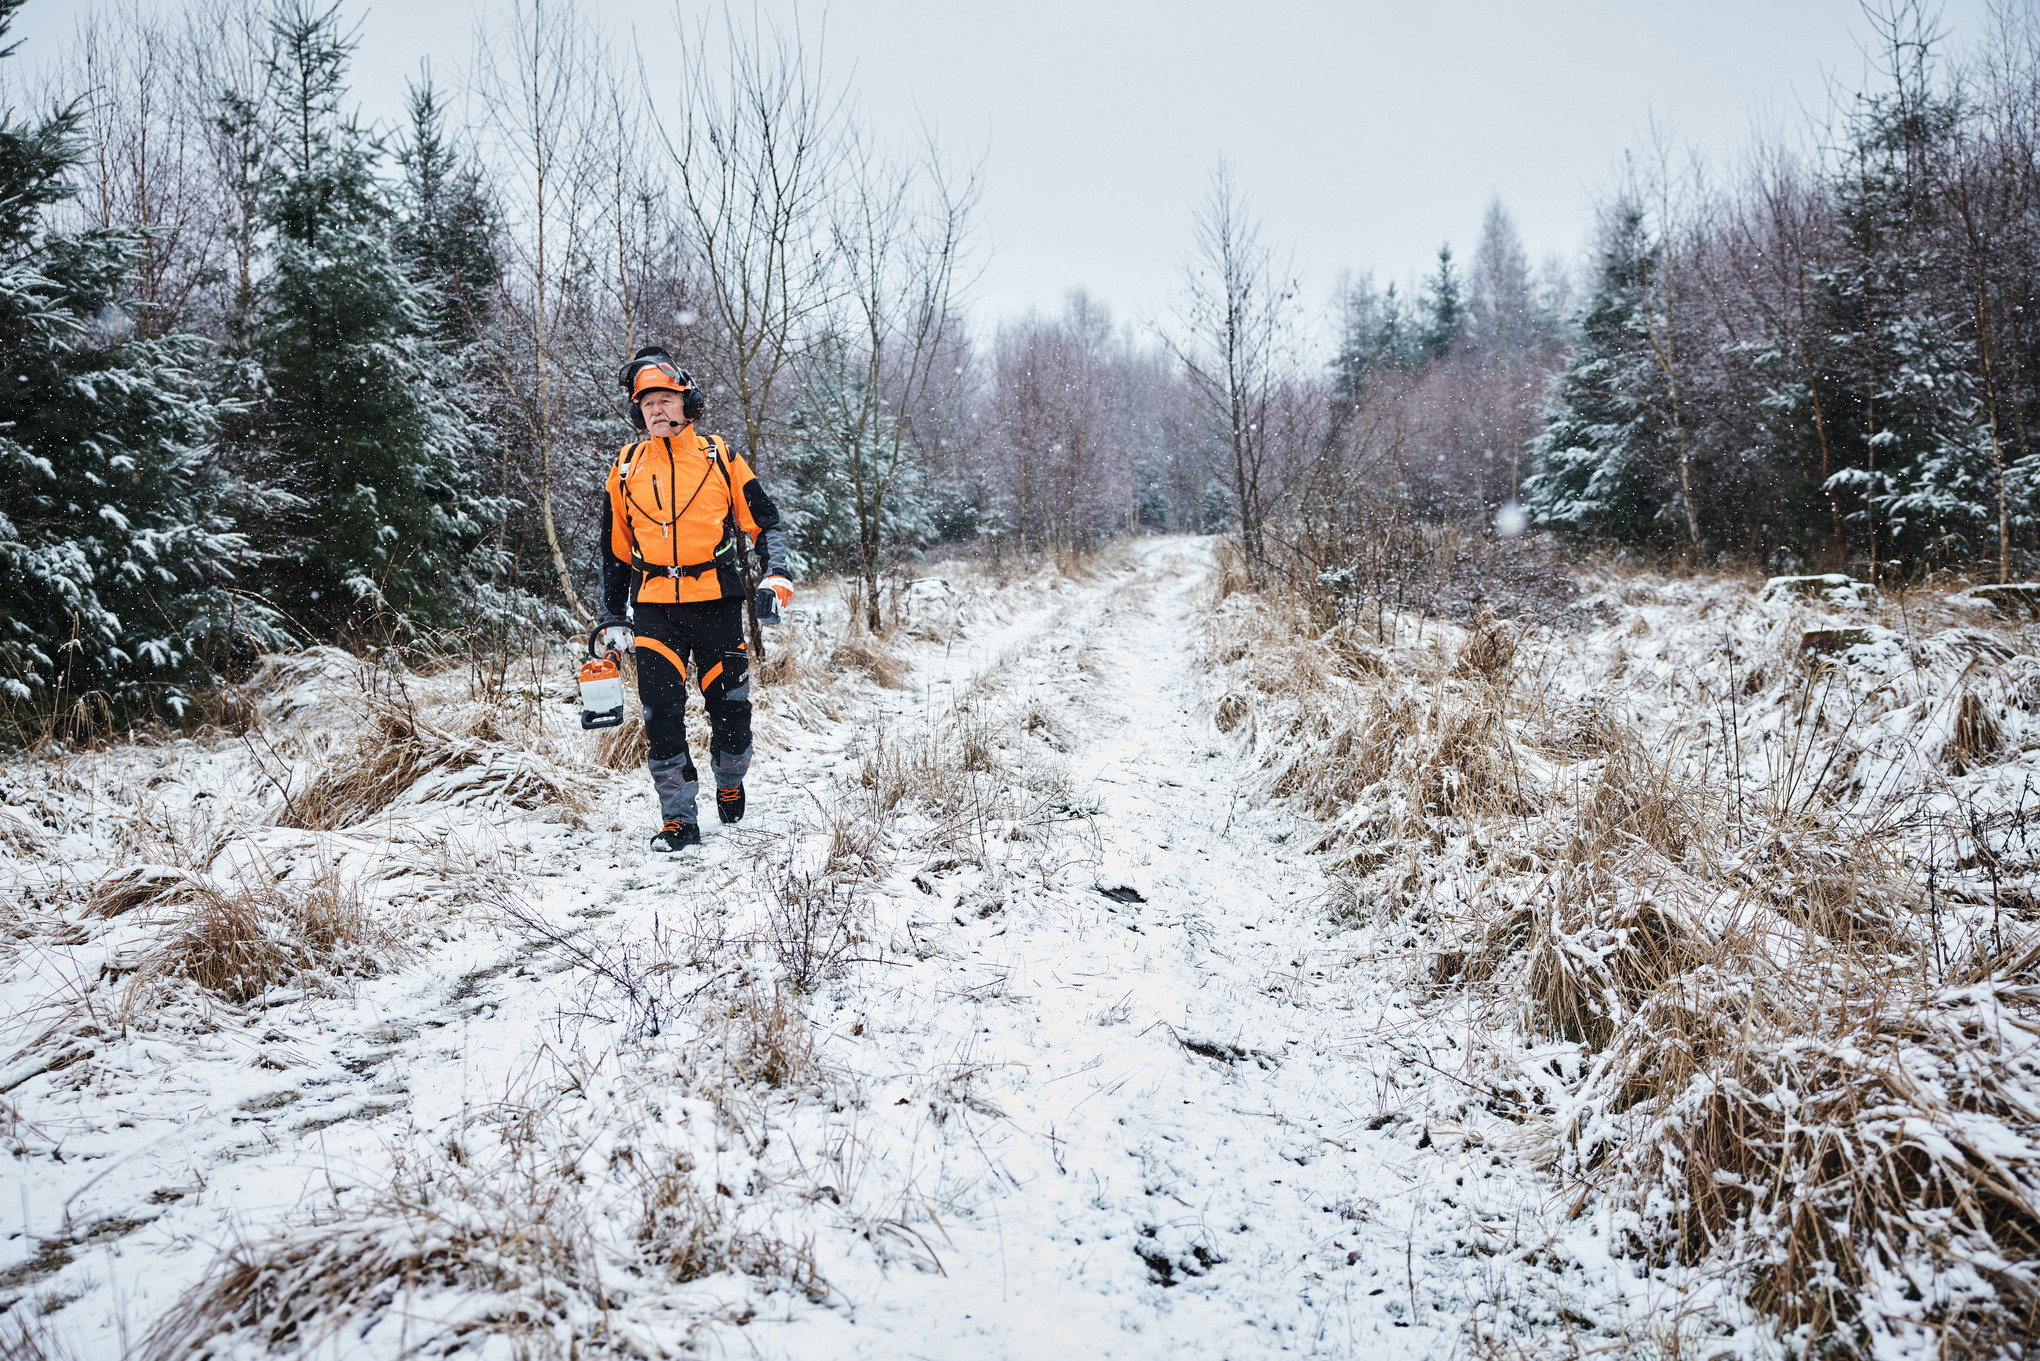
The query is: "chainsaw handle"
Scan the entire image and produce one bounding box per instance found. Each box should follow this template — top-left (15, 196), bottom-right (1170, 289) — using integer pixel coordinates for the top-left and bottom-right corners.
top-left (588, 623), bottom-right (634, 659)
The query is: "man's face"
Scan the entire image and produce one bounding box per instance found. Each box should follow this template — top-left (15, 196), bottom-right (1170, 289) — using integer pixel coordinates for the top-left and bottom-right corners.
top-left (640, 389), bottom-right (687, 434)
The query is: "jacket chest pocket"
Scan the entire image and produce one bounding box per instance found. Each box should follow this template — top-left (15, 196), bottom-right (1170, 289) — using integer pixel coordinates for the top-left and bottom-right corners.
top-left (628, 460), bottom-right (726, 554)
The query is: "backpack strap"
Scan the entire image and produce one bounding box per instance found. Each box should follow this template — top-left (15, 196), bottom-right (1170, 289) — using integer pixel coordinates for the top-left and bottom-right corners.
top-left (614, 442), bottom-right (649, 574)
top-left (709, 435), bottom-right (756, 600)
top-left (707, 434), bottom-right (735, 491)
top-left (708, 434), bottom-right (740, 550)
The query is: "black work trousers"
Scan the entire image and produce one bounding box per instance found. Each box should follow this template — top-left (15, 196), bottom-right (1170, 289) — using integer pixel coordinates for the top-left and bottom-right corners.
top-left (632, 598), bottom-right (752, 825)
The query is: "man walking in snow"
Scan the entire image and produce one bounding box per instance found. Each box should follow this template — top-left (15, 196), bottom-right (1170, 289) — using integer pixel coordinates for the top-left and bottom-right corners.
top-left (593, 347), bottom-right (795, 853)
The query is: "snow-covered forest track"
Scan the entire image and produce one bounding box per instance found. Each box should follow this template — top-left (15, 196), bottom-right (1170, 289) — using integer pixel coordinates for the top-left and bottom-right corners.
top-left (755, 537), bottom-right (1585, 1356)
top-left (0, 540), bottom-right (1612, 1359)
top-left (21, 540), bottom-right (2040, 1359)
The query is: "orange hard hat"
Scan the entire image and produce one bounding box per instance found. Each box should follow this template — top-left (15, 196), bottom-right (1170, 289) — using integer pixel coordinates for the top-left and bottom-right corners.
top-left (631, 357), bottom-right (693, 401)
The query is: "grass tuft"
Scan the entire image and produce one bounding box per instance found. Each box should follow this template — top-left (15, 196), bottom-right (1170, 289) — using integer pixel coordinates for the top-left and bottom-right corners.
top-left (285, 690), bottom-right (589, 830)
top-left (126, 865), bottom-right (410, 1005)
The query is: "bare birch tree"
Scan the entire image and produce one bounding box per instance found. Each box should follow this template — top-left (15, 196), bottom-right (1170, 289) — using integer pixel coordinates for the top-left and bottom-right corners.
top-left (653, 10), bottom-right (843, 650)
top-left (1164, 162), bottom-right (1299, 580)
top-left (63, 0), bottom-right (231, 338)
top-left (475, 0), bottom-right (607, 624)
top-left (1944, 58), bottom-right (2034, 583)
top-left (1636, 134), bottom-right (1704, 553)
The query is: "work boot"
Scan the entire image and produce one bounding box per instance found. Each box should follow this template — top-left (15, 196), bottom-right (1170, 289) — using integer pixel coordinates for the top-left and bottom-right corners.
top-left (650, 819), bottom-right (701, 853)
top-left (716, 783), bottom-right (746, 824)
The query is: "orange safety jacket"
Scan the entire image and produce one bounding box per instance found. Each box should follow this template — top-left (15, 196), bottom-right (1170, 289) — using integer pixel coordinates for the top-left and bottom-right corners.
top-left (600, 426), bottom-right (781, 609)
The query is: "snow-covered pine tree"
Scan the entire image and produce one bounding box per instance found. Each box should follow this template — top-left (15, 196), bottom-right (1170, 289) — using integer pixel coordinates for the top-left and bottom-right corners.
top-left (0, 0), bottom-right (283, 723)
top-left (388, 67), bottom-right (548, 638)
top-left (1328, 274), bottom-right (1380, 420)
top-left (249, 0), bottom-right (495, 636)
top-left (394, 71), bottom-right (499, 349)
top-left (1371, 282), bottom-right (1423, 374)
top-left (1200, 478), bottom-right (1234, 533)
top-left (1814, 84), bottom-right (1991, 570)
top-left (1419, 244), bottom-right (1463, 364)
top-left (1466, 202), bottom-right (1537, 366)
top-left (1521, 204), bottom-right (1673, 541)
top-left (778, 377), bottom-right (862, 577)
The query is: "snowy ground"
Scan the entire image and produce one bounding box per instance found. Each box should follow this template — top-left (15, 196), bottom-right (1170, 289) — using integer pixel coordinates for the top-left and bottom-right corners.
top-left (4, 538), bottom-right (2035, 1358)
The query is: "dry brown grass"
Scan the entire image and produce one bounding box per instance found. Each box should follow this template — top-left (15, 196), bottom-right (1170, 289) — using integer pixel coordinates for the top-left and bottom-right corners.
top-left (636, 1150), bottom-right (821, 1293)
top-left (1211, 564), bottom-right (2040, 1354)
top-left (820, 796), bottom-right (885, 880)
top-left (1258, 668), bottom-right (1538, 861)
top-left (141, 1092), bottom-right (823, 1359)
top-left (722, 984), bottom-right (822, 1090)
top-left (829, 626), bottom-right (909, 689)
top-left (115, 865), bottom-right (411, 1005)
top-left (284, 692), bottom-right (588, 830)
top-left (752, 621), bottom-right (851, 733)
top-left (1453, 607), bottom-right (1520, 681)
top-left (0, 1313), bottom-right (76, 1361)
top-left (86, 862), bottom-right (194, 919)
top-left (851, 709), bottom-right (1068, 869)
top-left (761, 854), bottom-right (861, 993)
top-left (1949, 689), bottom-right (2004, 774)
top-left (0, 805), bottom-right (44, 857)
top-left (595, 712), bottom-right (652, 770)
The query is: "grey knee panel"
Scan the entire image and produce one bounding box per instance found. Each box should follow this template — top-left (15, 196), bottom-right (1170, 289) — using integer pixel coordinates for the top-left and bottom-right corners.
top-left (648, 752), bottom-right (699, 824)
top-left (711, 745), bottom-right (752, 791)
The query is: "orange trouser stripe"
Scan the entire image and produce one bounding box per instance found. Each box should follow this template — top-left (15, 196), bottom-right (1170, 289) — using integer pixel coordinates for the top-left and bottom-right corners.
top-left (637, 637), bottom-right (686, 681)
top-left (698, 661), bottom-right (724, 693)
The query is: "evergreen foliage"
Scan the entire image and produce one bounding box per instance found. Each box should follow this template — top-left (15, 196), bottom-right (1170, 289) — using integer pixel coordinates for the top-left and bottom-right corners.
top-left (0, 0), bottom-right (282, 717)
top-left (394, 72), bottom-right (500, 347)
top-left (1419, 244), bottom-right (1463, 363)
top-left (1523, 28), bottom-right (2040, 573)
top-left (1329, 277), bottom-right (1426, 400)
top-left (1373, 283), bottom-right (1422, 373)
top-left (1521, 206), bottom-right (1671, 540)
top-left (1465, 201), bottom-right (1545, 364)
top-left (1816, 88), bottom-right (1993, 563)
top-left (248, 0), bottom-right (495, 634)
top-left (779, 366), bottom-right (936, 576)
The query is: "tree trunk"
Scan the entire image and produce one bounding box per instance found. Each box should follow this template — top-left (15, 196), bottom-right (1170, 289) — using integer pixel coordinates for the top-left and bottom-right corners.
top-left (1801, 342), bottom-right (1848, 568)
top-left (860, 524), bottom-right (882, 632)
top-left (1977, 287), bottom-right (2011, 583)
top-left (537, 468), bottom-right (589, 627)
top-left (1646, 252), bottom-right (1701, 553)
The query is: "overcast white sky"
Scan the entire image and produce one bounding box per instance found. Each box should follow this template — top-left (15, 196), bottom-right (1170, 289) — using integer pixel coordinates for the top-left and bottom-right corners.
top-left (10, 0), bottom-right (2006, 333)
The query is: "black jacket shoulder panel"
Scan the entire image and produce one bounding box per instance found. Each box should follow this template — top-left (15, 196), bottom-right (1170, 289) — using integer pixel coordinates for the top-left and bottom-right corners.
top-left (742, 478), bottom-right (782, 533)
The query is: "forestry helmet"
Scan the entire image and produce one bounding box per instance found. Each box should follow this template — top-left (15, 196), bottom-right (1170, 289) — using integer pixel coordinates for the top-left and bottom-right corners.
top-left (619, 346), bottom-right (703, 429)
